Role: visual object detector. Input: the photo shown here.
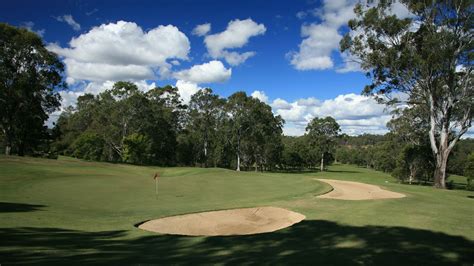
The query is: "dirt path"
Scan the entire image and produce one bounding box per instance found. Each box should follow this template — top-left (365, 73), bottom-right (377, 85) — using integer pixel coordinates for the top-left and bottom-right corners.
top-left (316, 179), bottom-right (406, 200)
top-left (138, 207), bottom-right (305, 236)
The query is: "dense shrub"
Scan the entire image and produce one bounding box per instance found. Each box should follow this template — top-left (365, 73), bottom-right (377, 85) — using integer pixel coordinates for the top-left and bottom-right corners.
top-left (72, 133), bottom-right (105, 161)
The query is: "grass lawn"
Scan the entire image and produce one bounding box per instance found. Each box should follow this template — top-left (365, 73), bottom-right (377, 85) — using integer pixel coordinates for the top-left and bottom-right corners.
top-left (1, 156), bottom-right (473, 265)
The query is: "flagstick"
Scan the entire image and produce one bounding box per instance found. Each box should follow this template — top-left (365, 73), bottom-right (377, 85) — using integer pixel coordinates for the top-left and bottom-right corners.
top-left (155, 177), bottom-right (158, 199)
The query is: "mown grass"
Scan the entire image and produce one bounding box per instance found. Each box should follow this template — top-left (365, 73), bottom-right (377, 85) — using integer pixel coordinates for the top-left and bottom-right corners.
top-left (0, 156), bottom-right (473, 265)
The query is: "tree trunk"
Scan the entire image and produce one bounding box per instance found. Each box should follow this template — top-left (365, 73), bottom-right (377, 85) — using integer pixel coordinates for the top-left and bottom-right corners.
top-left (3, 128), bottom-right (12, 156)
top-left (409, 164), bottom-right (415, 184)
top-left (236, 152), bottom-right (240, 171)
top-left (320, 153), bottom-right (324, 172)
top-left (433, 151), bottom-right (449, 189)
top-left (236, 130), bottom-right (241, 171)
top-left (203, 140), bottom-right (208, 168)
top-left (5, 145), bottom-right (11, 156)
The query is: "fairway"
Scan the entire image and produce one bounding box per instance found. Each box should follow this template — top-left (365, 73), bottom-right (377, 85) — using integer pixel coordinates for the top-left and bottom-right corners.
top-left (1, 156), bottom-right (473, 265)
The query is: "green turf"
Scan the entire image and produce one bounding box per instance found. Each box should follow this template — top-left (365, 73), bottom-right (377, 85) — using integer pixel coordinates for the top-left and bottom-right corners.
top-left (1, 156), bottom-right (473, 265)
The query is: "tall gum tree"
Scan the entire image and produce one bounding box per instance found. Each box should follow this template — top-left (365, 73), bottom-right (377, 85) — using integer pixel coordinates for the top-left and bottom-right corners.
top-left (306, 116), bottom-right (340, 171)
top-left (340, 1), bottom-right (473, 188)
top-left (0, 23), bottom-right (65, 155)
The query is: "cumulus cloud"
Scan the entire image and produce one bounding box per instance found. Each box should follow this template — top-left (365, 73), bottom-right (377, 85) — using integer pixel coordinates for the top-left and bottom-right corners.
top-left (251, 90), bottom-right (268, 103)
top-left (175, 80), bottom-right (203, 104)
top-left (173, 60), bottom-right (231, 84)
top-left (192, 23), bottom-right (211, 36)
top-left (288, 23), bottom-right (342, 70)
top-left (47, 21), bottom-right (190, 82)
top-left (62, 58), bottom-right (155, 81)
top-left (289, 0), bottom-right (413, 72)
top-left (271, 98), bottom-right (293, 110)
top-left (289, 0), bottom-right (356, 70)
top-left (258, 90), bottom-right (392, 136)
top-left (55, 14), bottom-right (81, 31)
top-left (204, 18), bottom-right (266, 65)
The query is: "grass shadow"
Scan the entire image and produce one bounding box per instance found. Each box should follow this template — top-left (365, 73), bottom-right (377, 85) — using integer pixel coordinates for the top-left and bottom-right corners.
top-left (1, 220), bottom-right (473, 265)
top-left (0, 202), bottom-right (46, 213)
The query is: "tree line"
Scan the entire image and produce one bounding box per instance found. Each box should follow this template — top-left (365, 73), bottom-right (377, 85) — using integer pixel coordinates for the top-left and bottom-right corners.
top-left (52, 82), bottom-right (285, 171)
top-left (1, 0), bottom-right (472, 190)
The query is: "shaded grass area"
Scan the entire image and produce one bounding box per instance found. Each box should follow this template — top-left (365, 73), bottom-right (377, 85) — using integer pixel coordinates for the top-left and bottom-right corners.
top-left (1, 221), bottom-right (473, 265)
top-left (1, 156), bottom-right (473, 265)
top-left (0, 202), bottom-right (46, 213)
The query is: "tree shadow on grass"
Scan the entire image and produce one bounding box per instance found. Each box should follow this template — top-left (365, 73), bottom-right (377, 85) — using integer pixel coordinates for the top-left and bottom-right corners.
top-left (0, 202), bottom-right (46, 213)
top-left (1, 220), bottom-right (473, 265)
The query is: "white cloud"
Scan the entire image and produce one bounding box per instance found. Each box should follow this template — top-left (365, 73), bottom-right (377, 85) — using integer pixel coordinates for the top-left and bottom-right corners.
top-left (173, 60), bottom-right (231, 84)
top-left (289, 0), bottom-right (413, 72)
top-left (55, 14), bottom-right (81, 31)
top-left (204, 18), bottom-right (266, 65)
top-left (20, 21), bottom-right (45, 37)
top-left (317, 0), bottom-right (357, 28)
top-left (271, 98), bottom-right (293, 110)
top-left (289, 0), bottom-right (356, 71)
top-left (257, 90), bottom-right (392, 136)
top-left (251, 90), bottom-right (268, 103)
top-left (220, 51), bottom-right (256, 66)
top-left (47, 21), bottom-right (190, 82)
top-left (175, 80), bottom-right (202, 104)
top-left (289, 23), bottom-right (343, 70)
top-left (192, 23), bottom-right (211, 36)
top-left (63, 58), bottom-right (155, 81)
top-left (296, 97), bottom-right (321, 106)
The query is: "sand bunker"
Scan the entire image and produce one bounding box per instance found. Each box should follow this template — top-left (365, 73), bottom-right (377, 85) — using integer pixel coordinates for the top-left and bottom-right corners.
top-left (316, 179), bottom-right (405, 200)
top-left (138, 207), bottom-right (305, 236)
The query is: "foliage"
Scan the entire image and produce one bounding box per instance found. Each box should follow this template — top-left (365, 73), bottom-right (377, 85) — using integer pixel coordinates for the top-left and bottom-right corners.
top-left (465, 153), bottom-right (474, 191)
top-left (392, 144), bottom-right (435, 184)
top-left (341, 0), bottom-right (473, 188)
top-left (53, 84), bottom-right (284, 171)
top-left (0, 23), bottom-right (66, 156)
top-left (72, 133), bottom-right (105, 161)
top-left (122, 133), bottom-right (151, 165)
top-left (305, 117), bottom-right (340, 171)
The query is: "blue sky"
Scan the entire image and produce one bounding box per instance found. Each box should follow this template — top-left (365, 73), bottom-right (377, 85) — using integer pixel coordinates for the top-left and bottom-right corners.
top-left (2, 0), bottom-right (403, 135)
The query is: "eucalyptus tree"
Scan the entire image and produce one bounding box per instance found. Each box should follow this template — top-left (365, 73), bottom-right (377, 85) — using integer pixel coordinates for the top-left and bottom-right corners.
top-left (0, 23), bottom-right (66, 155)
top-left (245, 96), bottom-right (284, 171)
top-left (187, 88), bottom-right (225, 166)
top-left (305, 116), bottom-right (340, 171)
top-left (388, 106), bottom-right (434, 183)
top-left (225, 92), bottom-right (251, 171)
top-left (341, 1), bottom-right (473, 188)
top-left (145, 85), bottom-right (185, 165)
top-left (225, 91), bottom-right (284, 171)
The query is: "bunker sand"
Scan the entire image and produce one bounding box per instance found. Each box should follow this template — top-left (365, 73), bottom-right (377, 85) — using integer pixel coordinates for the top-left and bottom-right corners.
top-left (316, 179), bottom-right (406, 200)
top-left (138, 207), bottom-right (305, 236)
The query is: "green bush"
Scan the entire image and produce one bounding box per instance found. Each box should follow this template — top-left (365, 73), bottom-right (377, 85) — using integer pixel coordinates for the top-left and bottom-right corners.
top-left (464, 153), bottom-right (474, 191)
top-left (72, 133), bottom-right (105, 161)
top-left (122, 133), bottom-right (151, 165)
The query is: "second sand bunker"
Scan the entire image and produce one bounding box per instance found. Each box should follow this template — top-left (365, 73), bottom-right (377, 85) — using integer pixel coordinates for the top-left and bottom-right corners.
top-left (316, 179), bottom-right (406, 200)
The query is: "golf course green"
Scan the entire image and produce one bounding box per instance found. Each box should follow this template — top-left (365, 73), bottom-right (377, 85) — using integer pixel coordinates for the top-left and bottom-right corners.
top-left (1, 155), bottom-right (473, 265)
